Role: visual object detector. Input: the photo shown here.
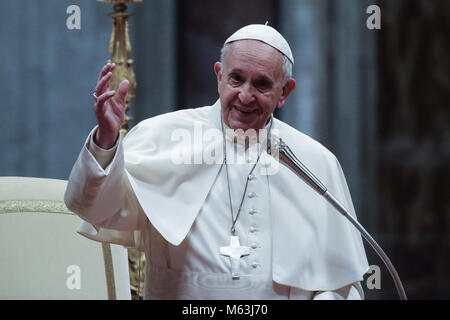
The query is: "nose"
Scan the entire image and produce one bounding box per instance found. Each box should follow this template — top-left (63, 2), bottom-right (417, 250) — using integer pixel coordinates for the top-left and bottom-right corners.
top-left (238, 83), bottom-right (255, 105)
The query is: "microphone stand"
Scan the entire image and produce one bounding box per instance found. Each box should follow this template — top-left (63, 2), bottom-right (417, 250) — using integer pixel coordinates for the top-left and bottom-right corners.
top-left (270, 138), bottom-right (407, 300)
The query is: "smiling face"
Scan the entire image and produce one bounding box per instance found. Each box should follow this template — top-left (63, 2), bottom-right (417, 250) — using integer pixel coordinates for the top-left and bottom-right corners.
top-left (214, 40), bottom-right (295, 131)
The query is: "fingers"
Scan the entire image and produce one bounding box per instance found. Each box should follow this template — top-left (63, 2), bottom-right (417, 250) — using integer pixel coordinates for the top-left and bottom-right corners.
top-left (95, 63), bottom-right (115, 98)
top-left (97, 63), bottom-right (115, 83)
top-left (110, 97), bottom-right (125, 120)
top-left (115, 79), bottom-right (130, 106)
top-left (94, 90), bottom-right (116, 115)
top-left (94, 64), bottom-right (129, 120)
top-left (95, 71), bottom-right (113, 97)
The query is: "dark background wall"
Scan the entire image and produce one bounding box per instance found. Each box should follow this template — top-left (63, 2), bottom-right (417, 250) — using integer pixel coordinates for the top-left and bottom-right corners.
top-left (1, 0), bottom-right (448, 299)
top-left (376, 0), bottom-right (450, 299)
top-left (176, 0), bottom-right (278, 108)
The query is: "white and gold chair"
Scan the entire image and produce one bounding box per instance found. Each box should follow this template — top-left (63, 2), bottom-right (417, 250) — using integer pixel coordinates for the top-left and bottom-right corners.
top-left (0, 176), bottom-right (131, 299)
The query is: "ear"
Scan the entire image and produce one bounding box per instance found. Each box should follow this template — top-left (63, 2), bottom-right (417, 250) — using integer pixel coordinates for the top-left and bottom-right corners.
top-left (214, 62), bottom-right (223, 94)
top-left (214, 62), bottom-right (222, 81)
top-left (276, 78), bottom-right (296, 108)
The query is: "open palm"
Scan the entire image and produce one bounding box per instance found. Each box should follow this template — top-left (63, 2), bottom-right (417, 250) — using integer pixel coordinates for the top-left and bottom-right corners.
top-left (93, 63), bottom-right (129, 149)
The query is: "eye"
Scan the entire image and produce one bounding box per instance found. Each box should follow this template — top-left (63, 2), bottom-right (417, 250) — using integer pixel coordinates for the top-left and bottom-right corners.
top-left (229, 73), bottom-right (243, 86)
top-left (254, 79), bottom-right (272, 91)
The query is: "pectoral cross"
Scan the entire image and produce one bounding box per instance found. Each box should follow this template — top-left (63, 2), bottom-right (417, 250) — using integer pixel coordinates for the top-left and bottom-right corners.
top-left (220, 235), bottom-right (250, 278)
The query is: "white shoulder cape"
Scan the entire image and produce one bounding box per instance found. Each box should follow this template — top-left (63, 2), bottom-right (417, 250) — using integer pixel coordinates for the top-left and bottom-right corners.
top-left (78, 100), bottom-right (369, 291)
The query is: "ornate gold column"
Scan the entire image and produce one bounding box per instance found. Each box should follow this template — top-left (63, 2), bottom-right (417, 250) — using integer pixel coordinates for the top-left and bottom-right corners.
top-left (97, 0), bottom-right (145, 300)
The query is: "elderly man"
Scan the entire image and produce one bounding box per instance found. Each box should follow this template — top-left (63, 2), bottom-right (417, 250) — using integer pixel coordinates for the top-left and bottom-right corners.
top-left (65, 24), bottom-right (369, 300)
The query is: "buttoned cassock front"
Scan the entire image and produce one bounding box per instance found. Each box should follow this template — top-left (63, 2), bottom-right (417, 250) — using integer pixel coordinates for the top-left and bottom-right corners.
top-left (65, 100), bottom-right (369, 299)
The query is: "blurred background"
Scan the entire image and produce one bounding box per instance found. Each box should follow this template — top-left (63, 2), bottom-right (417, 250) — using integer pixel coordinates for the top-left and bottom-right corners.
top-left (1, 0), bottom-right (448, 299)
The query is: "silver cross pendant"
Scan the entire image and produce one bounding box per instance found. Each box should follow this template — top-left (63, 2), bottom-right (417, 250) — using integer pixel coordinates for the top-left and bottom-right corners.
top-left (220, 235), bottom-right (250, 278)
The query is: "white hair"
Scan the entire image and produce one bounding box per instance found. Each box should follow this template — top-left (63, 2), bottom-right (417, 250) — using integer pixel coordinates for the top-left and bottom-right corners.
top-left (220, 42), bottom-right (293, 85)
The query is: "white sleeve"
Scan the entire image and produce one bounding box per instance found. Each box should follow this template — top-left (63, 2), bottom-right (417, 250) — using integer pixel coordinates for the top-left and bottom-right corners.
top-left (87, 127), bottom-right (118, 170)
top-left (312, 282), bottom-right (364, 300)
top-left (64, 127), bottom-right (146, 232)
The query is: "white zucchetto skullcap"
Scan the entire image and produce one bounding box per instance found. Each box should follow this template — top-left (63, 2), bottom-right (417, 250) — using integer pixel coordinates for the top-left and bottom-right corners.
top-left (224, 24), bottom-right (294, 64)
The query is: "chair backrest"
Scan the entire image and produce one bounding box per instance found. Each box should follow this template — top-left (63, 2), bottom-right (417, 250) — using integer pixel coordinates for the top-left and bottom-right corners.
top-left (0, 176), bottom-right (131, 299)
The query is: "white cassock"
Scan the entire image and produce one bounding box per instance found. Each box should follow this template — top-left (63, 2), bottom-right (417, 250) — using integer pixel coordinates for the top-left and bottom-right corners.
top-left (65, 100), bottom-right (370, 299)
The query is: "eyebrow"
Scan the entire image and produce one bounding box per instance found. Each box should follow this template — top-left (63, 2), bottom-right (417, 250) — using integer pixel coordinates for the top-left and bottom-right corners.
top-left (229, 68), bottom-right (243, 74)
top-left (228, 68), bottom-right (273, 83)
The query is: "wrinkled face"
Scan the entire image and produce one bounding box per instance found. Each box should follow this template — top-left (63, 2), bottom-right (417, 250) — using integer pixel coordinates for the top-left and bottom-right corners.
top-left (214, 40), bottom-right (295, 131)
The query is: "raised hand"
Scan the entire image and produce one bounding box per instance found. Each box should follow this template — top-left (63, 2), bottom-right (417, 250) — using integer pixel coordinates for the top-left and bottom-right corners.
top-left (93, 63), bottom-right (129, 149)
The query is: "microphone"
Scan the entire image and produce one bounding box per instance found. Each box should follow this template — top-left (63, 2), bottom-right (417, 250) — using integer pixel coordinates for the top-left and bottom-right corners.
top-left (269, 138), bottom-right (407, 300)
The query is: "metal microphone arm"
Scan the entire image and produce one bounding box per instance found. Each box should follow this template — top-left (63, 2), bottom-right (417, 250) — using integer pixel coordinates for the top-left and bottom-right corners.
top-left (271, 138), bottom-right (407, 300)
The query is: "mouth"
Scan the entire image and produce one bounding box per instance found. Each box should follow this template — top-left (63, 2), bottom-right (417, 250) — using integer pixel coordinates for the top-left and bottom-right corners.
top-left (234, 105), bottom-right (257, 114)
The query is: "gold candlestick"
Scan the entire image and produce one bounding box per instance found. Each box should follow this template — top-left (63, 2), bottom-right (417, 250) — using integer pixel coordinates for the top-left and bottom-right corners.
top-left (98, 0), bottom-right (142, 137)
top-left (97, 0), bottom-right (145, 300)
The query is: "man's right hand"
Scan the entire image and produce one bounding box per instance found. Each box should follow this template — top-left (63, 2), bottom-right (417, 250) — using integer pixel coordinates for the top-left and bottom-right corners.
top-left (93, 63), bottom-right (130, 149)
